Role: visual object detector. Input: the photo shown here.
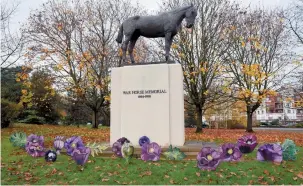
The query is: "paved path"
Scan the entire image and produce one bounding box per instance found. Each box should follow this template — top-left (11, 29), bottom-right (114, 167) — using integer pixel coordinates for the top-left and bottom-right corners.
top-left (184, 141), bottom-right (218, 148)
top-left (253, 127), bottom-right (303, 133)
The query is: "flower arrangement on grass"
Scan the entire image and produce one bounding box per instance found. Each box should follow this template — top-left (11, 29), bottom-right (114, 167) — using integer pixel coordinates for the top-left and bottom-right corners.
top-left (9, 132), bottom-right (27, 148)
top-left (72, 147), bottom-right (91, 166)
top-left (45, 150), bottom-right (57, 162)
top-left (237, 134), bottom-right (258, 153)
top-left (112, 137), bottom-right (130, 157)
top-left (121, 141), bottom-right (134, 164)
top-left (64, 136), bottom-right (85, 156)
top-left (281, 139), bottom-right (298, 161)
top-left (25, 134), bottom-right (45, 157)
top-left (197, 147), bottom-right (221, 171)
top-left (54, 136), bottom-right (64, 155)
top-left (141, 142), bottom-right (161, 161)
top-left (163, 145), bottom-right (186, 160)
top-left (220, 143), bottom-right (242, 162)
top-left (139, 136), bottom-right (150, 147)
top-left (257, 143), bottom-right (283, 163)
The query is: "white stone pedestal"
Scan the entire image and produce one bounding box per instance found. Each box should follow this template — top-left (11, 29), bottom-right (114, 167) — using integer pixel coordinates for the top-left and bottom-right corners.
top-left (110, 63), bottom-right (184, 147)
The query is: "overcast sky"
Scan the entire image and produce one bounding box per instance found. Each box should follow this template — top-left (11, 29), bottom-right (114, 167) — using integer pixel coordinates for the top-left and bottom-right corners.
top-left (9, 0), bottom-right (293, 32)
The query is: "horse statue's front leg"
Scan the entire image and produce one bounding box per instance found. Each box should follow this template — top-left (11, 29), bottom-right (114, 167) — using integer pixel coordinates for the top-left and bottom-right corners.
top-left (121, 36), bottom-right (131, 65)
top-left (165, 33), bottom-right (173, 62)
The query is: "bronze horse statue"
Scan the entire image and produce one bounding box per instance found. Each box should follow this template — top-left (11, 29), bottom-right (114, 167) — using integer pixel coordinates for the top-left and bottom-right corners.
top-left (116, 4), bottom-right (197, 64)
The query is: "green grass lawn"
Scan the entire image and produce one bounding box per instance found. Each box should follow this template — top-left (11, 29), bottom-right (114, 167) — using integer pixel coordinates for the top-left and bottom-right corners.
top-left (1, 136), bottom-right (303, 185)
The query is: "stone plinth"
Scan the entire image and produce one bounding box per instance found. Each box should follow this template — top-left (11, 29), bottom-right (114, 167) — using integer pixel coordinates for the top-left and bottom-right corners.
top-left (110, 63), bottom-right (184, 146)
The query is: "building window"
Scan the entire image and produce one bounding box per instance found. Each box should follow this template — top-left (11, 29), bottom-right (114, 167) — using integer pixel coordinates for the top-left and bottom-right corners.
top-left (258, 111), bottom-right (260, 114)
top-left (262, 111), bottom-right (264, 114)
top-left (288, 109), bottom-right (291, 113)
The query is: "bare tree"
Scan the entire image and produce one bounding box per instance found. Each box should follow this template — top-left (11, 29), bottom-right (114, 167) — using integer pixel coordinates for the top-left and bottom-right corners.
top-left (224, 7), bottom-right (298, 132)
top-left (1, 0), bottom-right (24, 68)
top-left (23, 0), bottom-right (145, 128)
top-left (286, 0), bottom-right (303, 45)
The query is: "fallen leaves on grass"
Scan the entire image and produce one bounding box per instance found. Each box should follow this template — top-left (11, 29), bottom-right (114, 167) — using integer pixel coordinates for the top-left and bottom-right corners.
top-left (169, 179), bottom-right (176, 184)
top-left (185, 128), bottom-right (303, 146)
top-left (139, 171), bottom-right (152, 177)
top-left (297, 172), bottom-right (303, 179)
top-left (264, 170), bottom-right (270, 175)
top-left (2, 124), bottom-right (303, 147)
top-left (196, 172), bottom-right (201, 177)
top-left (102, 178), bottom-right (110, 182)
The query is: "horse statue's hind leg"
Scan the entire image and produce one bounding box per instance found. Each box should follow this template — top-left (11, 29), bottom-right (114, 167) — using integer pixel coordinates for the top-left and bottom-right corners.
top-left (128, 36), bottom-right (139, 64)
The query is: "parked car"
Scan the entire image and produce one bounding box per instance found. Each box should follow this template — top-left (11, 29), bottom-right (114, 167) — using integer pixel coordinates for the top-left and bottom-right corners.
top-left (202, 121), bottom-right (209, 128)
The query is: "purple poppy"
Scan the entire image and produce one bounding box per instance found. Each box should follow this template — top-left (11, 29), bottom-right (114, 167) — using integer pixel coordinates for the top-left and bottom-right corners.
top-left (72, 147), bottom-right (91, 166)
top-left (117, 137), bottom-right (130, 144)
top-left (25, 134), bottom-right (45, 157)
top-left (139, 136), bottom-right (150, 147)
top-left (54, 136), bottom-right (64, 154)
top-left (237, 134), bottom-right (258, 153)
top-left (64, 136), bottom-right (85, 156)
top-left (220, 143), bottom-right (242, 162)
top-left (141, 142), bottom-right (161, 161)
top-left (257, 143), bottom-right (283, 163)
top-left (112, 137), bottom-right (130, 157)
top-left (197, 147), bottom-right (221, 171)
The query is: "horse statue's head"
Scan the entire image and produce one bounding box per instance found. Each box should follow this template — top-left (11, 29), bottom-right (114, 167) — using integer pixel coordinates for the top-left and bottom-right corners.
top-left (184, 4), bottom-right (197, 28)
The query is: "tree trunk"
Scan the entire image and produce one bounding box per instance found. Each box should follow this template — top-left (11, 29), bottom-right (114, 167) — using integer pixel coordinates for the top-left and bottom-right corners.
top-left (92, 110), bottom-right (98, 129)
top-left (195, 106), bottom-right (203, 133)
top-left (246, 106), bottom-right (253, 132)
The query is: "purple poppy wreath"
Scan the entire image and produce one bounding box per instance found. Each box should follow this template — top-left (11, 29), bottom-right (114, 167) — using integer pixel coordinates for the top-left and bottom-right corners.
top-left (220, 143), bottom-right (242, 162)
top-left (64, 136), bottom-right (85, 156)
top-left (112, 137), bottom-right (130, 157)
top-left (237, 134), bottom-right (258, 153)
top-left (72, 147), bottom-right (91, 166)
top-left (141, 142), bottom-right (161, 161)
top-left (257, 143), bottom-right (283, 163)
top-left (139, 136), bottom-right (150, 147)
top-left (25, 134), bottom-right (45, 157)
top-left (197, 147), bottom-right (221, 171)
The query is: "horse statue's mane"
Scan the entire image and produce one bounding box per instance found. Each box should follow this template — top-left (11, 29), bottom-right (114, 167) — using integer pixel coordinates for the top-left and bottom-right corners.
top-left (160, 4), bottom-right (193, 16)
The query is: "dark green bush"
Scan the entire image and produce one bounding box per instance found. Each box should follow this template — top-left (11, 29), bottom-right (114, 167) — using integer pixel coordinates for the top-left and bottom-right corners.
top-left (18, 110), bottom-right (46, 124)
top-left (295, 123), bottom-right (303, 128)
top-left (1, 99), bottom-right (22, 128)
top-left (270, 119), bottom-right (280, 125)
top-left (18, 115), bottom-right (46, 124)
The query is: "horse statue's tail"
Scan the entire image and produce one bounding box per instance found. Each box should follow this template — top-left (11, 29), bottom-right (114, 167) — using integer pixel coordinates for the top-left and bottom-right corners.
top-left (116, 24), bottom-right (123, 43)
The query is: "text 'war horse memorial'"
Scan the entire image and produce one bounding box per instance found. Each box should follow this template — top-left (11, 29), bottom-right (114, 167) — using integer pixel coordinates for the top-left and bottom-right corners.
top-left (110, 4), bottom-right (197, 147)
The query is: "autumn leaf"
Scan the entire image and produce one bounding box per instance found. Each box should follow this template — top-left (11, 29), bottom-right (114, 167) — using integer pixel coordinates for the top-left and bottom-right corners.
top-left (241, 41), bottom-right (245, 47)
top-left (196, 172), bottom-right (201, 177)
top-left (184, 177), bottom-right (188, 181)
top-left (102, 178), bottom-right (109, 182)
top-left (169, 179), bottom-right (176, 184)
top-left (164, 175), bottom-right (170, 179)
top-left (140, 171), bottom-right (152, 177)
top-left (297, 173), bottom-right (303, 179)
top-left (264, 170), bottom-right (269, 175)
top-left (51, 168), bottom-right (57, 175)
